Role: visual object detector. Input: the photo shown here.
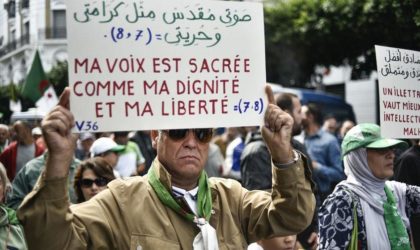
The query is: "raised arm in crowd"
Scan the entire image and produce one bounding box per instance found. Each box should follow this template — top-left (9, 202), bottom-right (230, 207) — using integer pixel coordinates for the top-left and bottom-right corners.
top-left (17, 85), bottom-right (315, 249)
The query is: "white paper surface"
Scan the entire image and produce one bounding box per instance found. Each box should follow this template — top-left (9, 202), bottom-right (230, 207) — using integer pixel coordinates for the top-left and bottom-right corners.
top-left (66, 0), bottom-right (266, 132)
top-left (375, 45), bottom-right (420, 138)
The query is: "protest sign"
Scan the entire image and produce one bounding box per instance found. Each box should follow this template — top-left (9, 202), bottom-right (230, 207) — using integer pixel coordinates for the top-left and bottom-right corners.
top-left (66, 0), bottom-right (266, 132)
top-left (375, 45), bottom-right (420, 138)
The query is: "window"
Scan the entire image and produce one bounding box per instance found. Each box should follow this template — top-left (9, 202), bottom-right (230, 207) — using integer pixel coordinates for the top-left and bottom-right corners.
top-left (11, 30), bottom-right (16, 42)
top-left (52, 10), bottom-right (66, 38)
top-left (23, 21), bottom-right (29, 34)
top-left (21, 0), bottom-right (29, 8)
top-left (22, 22), bottom-right (30, 44)
top-left (6, 0), bottom-right (16, 18)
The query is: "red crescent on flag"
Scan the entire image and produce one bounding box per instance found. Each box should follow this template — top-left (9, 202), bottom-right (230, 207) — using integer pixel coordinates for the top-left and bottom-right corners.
top-left (39, 80), bottom-right (49, 93)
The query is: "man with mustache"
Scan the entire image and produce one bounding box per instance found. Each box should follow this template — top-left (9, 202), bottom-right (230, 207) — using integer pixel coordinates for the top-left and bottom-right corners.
top-left (17, 85), bottom-right (315, 249)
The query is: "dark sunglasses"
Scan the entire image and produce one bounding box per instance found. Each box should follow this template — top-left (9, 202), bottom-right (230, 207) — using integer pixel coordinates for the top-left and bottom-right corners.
top-left (368, 147), bottom-right (395, 155)
top-left (163, 129), bottom-right (213, 143)
top-left (79, 177), bottom-right (109, 188)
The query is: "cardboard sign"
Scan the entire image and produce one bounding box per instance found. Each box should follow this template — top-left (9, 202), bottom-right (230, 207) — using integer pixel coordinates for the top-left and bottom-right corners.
top-left (375, 45), bottom-right (420, 138)
top-left (66, 0), bottom-right (266, 132)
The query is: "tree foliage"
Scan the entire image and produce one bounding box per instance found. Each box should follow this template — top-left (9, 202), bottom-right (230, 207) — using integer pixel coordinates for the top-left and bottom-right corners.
top-left (264, 0), bottom-right (420, 86)
top-left (47, 60), bottom-right (69, 96)
top-left (0, 85), bottom-right (12, 123)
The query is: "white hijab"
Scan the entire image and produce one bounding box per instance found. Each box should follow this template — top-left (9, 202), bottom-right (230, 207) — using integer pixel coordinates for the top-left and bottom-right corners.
top-left (340, 148), bottom-right (410, 249)
top-left (341, 148), bottom-right (386, 214)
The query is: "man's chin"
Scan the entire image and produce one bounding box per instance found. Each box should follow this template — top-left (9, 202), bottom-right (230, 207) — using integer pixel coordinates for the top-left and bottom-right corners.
top-left (182, 164), bottom-right (203, 174)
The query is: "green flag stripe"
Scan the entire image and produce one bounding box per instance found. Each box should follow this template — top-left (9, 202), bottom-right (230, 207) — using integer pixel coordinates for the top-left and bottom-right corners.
top-left (21, 50), bottom-right (49, 102)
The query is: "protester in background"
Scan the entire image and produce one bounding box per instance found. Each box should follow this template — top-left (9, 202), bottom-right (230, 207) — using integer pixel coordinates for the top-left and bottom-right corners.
top-left (75, 132), bottom-right (95, 161)
top-left (394, 139), bottom-right (420, 249)
top-left (0, 162), bottom-right (27, 249)
top-left (302, 104), bottom-right (344, 201)
top-left (394, 139), bottom-right (420, 185)
top-left (212, 127), bottom-right (238, 158)
top-left (73, 157), bottom-right (116, 203)
top-left (248, 235), bottom-right (298, 250)
top-left (7, 152), bottom-right (80, 209)
top-left (17, 86), bottom-right (315, 249)
top-left (89, 137), bottom-right (125, 178)
top-left (319, 124), bottom-right (420, 249)
top-left (393, 139), bottom-right (416, 165)
top-left (32, 126), bottom-right (45, 150)
top-left (241, 93), bottom-right (318, 250)
top-left (130, 130), bottom-right (156, 172)
top-left (113, 131), bottom-right (146, 177)
top-left (242, 93), bottom-right (311, 190)
top-left (31, 127), bottom-right (42, 142)
top-left (223, 126), bottom-right (256, 181)
top-left (0, 120), bottom-right (44, 180)
top-left (0, 124), bottom-right (10, 153)
top-left (337, 119), bottom-right (355, 145)
top-left (322, 114), bottom-right (338, 136)
top-left (204, 142), bottom-right (225, 177)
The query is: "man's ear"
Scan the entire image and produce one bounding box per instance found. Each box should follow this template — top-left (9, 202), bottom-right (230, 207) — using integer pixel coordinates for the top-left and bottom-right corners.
top-left (150, 130), bottom-right (159, 149)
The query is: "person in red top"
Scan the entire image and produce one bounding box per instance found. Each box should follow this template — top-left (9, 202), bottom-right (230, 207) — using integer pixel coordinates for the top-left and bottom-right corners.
top-left (0, 124), bottom-right (10, 153)
top-left (0, 120), bottom-right (44, 181)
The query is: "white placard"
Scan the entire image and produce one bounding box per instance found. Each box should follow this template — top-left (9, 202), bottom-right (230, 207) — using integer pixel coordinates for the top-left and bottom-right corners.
top-left (66, 0), bottom-right (266, 132)
top-left (375, 45), bottom-right (420, 138)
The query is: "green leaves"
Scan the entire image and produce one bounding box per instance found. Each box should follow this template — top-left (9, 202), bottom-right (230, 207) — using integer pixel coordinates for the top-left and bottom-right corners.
top-left (264, 0), bottom-right (420, 85)
top-left (47, 60), bottom-right (69, 95)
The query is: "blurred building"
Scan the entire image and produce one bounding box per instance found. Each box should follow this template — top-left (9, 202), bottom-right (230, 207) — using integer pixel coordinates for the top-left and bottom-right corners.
top-left (0, 0), bottom-right (67, 86)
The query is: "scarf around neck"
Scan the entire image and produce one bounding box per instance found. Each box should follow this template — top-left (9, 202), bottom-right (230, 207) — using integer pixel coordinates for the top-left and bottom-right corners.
top-left (383, 185), bottom-right (410, 250)
top-left (148, 163), bottom-right (212, 222)
top-left (0, 204), bottom-right (19, 226)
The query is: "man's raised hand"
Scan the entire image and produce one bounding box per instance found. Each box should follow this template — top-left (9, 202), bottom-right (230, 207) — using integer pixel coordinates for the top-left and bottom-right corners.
top-left (41, 87), bottom-right (78, 178)
top-left (261, 85), bottom-right (294, 164)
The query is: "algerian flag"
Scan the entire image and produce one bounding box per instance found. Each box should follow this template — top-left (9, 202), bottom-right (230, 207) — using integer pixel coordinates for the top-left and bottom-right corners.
top-left (21, 50), bottom-right (50, 102)
top-left (36, 86), bottom-right (58, 113)
top-left (9, 99), bottom-right (22, 112)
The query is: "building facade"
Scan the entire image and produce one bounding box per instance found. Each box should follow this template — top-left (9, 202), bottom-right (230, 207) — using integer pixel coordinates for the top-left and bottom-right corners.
top-left (0, 0), bottom-right (67, 86)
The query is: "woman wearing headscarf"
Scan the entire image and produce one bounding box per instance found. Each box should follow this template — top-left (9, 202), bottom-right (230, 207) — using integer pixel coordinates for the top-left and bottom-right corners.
top-left (0, 162), bottom-right (27, 249)
top-left (318, 123), bottom-right (420, 249)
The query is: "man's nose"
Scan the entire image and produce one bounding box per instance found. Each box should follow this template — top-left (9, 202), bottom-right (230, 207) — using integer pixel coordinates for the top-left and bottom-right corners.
top-left (183, 130), bottom-right (198, 147)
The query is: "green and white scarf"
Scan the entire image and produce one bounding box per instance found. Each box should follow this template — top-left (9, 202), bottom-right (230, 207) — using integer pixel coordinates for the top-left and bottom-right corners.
top-left (383, 185), bottom-right (411, 250)
top-left (148, 164), bottom-right (218, 250)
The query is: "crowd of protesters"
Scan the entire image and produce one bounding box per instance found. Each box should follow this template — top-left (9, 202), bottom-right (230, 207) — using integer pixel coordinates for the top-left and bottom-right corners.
top-left (0, 85), bottom-right (419, 249)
